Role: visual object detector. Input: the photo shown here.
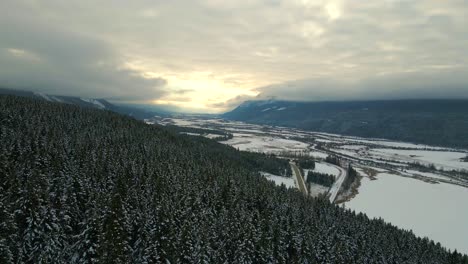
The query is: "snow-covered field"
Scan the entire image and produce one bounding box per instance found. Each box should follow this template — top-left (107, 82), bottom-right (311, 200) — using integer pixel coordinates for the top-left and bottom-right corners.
top-left (341, 145), bottom-right (368, 150)
top-left (223, 135), bottom-right (309, 153)
top-left (309, 162), bottom-right (342, 177)
top-left (346, 172), bottom-right (468, 254)
top-left (261, 172), bottom-right (296, 189)
top-left (309, 184), bottom-right (329, 197)
top-left (342, 138), bottom-right (448, 150)
top-left (149, 116), bottom-right (468, 253)
top-left (404, 169), bottom-right (450, 181)
top-left (368, 148), bottom-right (468, 171)
top-left (308, 151), bottom-right (329, 159)
top-left (152, 116), bottom-right (468, 184)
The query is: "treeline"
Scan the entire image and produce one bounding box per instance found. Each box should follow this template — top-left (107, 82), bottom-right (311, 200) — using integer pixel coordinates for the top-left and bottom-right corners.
top-left (237, 151), bottom-right (292, 177)
top-left (166, 128), bottom-right (290, 177)
top-left (306, 171), bottom-right (335, 187)
top-left (410, 161), bottom-right (437, 171)
top-left (296, 158), bottom-right (315, 169)
top-left (1, 95), bottom-right (467, 263)
top-left (325, 155), bottom-right (341, 166)
top-left (343, 165), bottom-right (359, 192)
top-left (165, 125), bottom-right (233, 141)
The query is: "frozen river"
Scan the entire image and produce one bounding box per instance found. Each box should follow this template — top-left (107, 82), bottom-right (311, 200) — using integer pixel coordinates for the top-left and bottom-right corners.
top-left (346, 173), bottom-right (468, 254)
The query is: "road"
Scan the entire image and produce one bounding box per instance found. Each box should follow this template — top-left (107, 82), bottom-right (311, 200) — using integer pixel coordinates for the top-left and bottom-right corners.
top-left (290, 162), bottom-right (308, 195)
top-left (328, 163), bottom-right (347, 203)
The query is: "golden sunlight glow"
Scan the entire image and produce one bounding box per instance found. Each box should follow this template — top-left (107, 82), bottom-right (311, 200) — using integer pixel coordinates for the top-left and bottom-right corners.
top-left (325, 2), bottom-right (342, 20)
top-left (125, 61), bottom-right (261, 112)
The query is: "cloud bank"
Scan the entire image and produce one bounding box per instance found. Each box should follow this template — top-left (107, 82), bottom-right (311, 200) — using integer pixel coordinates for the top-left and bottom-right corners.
top-left (1, 0), bottom-right (467, 112)
top-left (0, 1), bottom-right (167, 102)
top-left (255, 69), bottom-right (468, 103)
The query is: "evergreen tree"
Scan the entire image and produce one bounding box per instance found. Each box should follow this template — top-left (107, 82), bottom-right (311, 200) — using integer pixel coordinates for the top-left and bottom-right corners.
top-left (0, 95), bottom-right (466, 263)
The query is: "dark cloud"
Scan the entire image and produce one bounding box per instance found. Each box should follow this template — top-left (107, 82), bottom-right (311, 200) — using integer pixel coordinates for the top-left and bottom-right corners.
top-left (0, 1), bottom-right (167, 101)
top-left (1, 0), bottom-right (468, 111)
top-left (255, 69), bottom-right (468, 102)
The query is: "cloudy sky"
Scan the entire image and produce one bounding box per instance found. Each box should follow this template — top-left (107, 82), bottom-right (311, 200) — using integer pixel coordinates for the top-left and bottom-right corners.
top-left (1, 0), bottom-right (467, 113)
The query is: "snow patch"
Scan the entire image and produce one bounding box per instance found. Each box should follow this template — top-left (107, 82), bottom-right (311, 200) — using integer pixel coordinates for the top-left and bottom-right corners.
top-left (34, 92), bottom-right (53, 102)
top-left (80, 98), bottom-right (106, 109)
top-left (309, 184), bottom-right (329, 197)
top-left (261, 172), bottom-right (296, 189)
top-left (222, 135), bottom-right (309, 154)
top-left (312, 162), bottom-right (341, 177)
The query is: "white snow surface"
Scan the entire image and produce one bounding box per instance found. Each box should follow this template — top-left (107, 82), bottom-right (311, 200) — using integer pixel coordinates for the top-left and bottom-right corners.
top-left (308, 151), bottom-right (329, 159)
top-left (404, 169), bottom-right (450, 181)
top-left (328, 167), bottom-right (346, 203)
top-left (204, 134), bottom-right (222, 139)
top-left (315, 138), bottom-right (334, 143)
top-left (346, 173), bottom-right (468, 254)
top-left (169, 118), bottom-right (199, 127)
top-left (369, 148), bottom-right (468, 171)
top-left (222, 135), bottom-right (309, 153)
top-left (344, 138), bottom-right (447, 150)
top-left (312, 162), bottom-right (341, 177)
top-left (261, 172), bottom-right (296, 189)
top-left (180, 132), bottom-right (200, 136)
top-left (340, 145), bottom-right (367, 150)
top-left (309, 184), bottom-right (329, 197)
top-left (34, 92), bottom-right (53, 102)
top-left (306, 162), bottom-right (345, 203)
top-left (80, 98), bottom-right (105, 109)
top-left (50, 96), bottom-right (63, 102)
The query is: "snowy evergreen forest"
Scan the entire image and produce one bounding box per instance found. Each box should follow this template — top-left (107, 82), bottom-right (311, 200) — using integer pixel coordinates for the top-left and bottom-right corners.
top-left (1, 95), bottom-right (467, 263)
top-left (306, 172), bottom-right (335, 188)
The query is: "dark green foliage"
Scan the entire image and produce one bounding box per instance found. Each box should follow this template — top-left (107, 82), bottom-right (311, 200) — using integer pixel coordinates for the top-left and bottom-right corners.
top-left (296, 158), bottom-right (315, 169)
top-left (325, 155), bottom-right (341, 166)
top-left (0, 87), bottom-right (160, 120)
top-left (165, 124), bottom-right (228, 136)
top-left (410, 162), bottom-right (437, 172)
top-left (236, 151), bottom-right (292, 177)
top-left (343, 165), bottom-right (359, 191)
top-left (306, 171), bottom-right (334, 187)
top-left (1, 95), bottom-right (467, 263)
top-left (165, 125), bottom-right (233, 141)
top-left (223, 99), bottom-right (468, 148)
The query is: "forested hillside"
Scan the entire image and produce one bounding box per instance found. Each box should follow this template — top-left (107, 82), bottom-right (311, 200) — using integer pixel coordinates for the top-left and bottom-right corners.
top-left (1, 95), bottom-right (467, 263)
top-left (0, 88), bottom-right (159, 120)
top-left (223, 99), bottom-right (468, 148)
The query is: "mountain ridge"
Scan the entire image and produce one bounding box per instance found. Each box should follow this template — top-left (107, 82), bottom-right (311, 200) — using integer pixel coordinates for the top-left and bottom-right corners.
top-left (223, 99), bottom-right (468, 148)
top-left (0, 88), bottom-right (160, 119)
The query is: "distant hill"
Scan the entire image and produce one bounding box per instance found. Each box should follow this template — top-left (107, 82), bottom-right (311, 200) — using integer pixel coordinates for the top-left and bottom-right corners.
top-left (0, 88), bottom-right (159, 119)
top-left (223, 99), bottom-right (468, 148)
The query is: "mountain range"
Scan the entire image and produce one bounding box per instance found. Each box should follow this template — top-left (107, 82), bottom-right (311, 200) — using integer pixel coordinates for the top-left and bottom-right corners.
top-left (0, 88), bottom-right (160, 120)
top-left (3, 87), bottom-right (468, 148)
top-left (223, 99), bottom-right (468, 148)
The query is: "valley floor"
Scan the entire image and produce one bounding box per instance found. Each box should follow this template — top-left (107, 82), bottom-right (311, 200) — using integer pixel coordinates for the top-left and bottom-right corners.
top-left (148, 116), bottom-right (468, 254)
